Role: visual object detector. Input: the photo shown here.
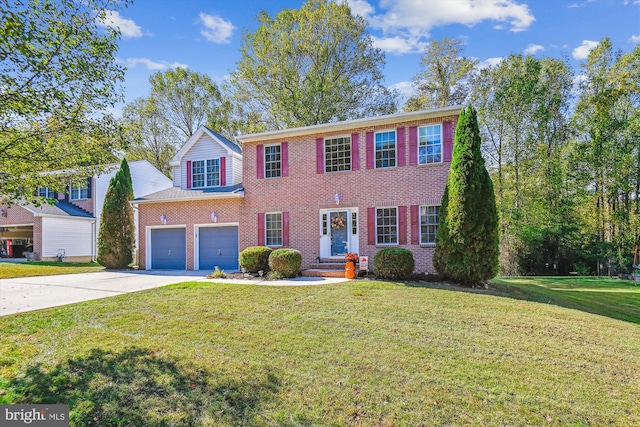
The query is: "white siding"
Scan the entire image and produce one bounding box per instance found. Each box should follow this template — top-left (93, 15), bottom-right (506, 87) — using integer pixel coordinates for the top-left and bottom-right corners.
top-left (173, 166), bottom-right (181, 187)
top-left (42, 217), bottom-right (94, 257)
top-left (232, 156), bottom-right (242, 186)
top-left (181, 134), bottom-right (231, 188)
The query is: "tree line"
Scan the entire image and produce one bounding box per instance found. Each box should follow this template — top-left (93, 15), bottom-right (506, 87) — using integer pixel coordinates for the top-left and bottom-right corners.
top-left (2, 0), bottom-right (638, 275)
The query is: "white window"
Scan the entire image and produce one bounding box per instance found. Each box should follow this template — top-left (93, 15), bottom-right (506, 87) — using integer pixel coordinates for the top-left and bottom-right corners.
top-left (70, 181), bottom-right (89, 200)
top-left (420, 205), bottom-right (440, 244)
top-left (265, 212), bottom-right (283, 246)
top-left (418, 124), bottom-right (442, 164)
top-left (192, 159), bottom-right (220, 188)
top-left (376, 207), bottom-right (398, 245)
top-left (375, 131), bottom-right (396, 169)
top-left (325, 136), bottom-right (351, 173)
top-left (264, 145), bottom-right (281, 178)
top-left (38, 187), bottom-right (55, 199)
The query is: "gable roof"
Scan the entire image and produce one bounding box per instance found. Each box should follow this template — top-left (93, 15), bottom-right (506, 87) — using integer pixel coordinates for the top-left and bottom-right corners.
top-left (171, 126), bottom-right (242, 166)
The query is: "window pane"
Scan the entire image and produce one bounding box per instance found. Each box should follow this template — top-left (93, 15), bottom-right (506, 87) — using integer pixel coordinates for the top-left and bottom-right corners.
top-left (265, 145), bottom-right (281, 178)
top-left (420, 205), bottom-right (440, 244)
top-left (192, 160), bottom-right (205, 188)
top-left (375, 131), bottom-right (396, 168)
top-left (265, 213), bottom-right (283, 246)
top-left (206, 159), bottom-right (220, 186)
top-left (376, 207), bottom-right (398, 244)
top-left (418, 125), bottom-right (442, 164)
top-left (324, 137), bottom-right (351, 173)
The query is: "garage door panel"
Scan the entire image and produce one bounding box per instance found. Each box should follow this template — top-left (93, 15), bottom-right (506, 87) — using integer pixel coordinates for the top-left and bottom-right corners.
top-left (199, 226), bottom-right (238, 271)
top-left (151, 228), bottom-right (186, 270)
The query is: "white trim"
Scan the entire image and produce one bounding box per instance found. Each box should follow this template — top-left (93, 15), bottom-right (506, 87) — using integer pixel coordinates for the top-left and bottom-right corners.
top-left (417, 123), bottom-right (444, 165)
top-left (375, 206), bottom-right (399, 246)
top-left (419, 205), bottom-right (440, 245)
top-left (171, 126), bottom-right (242, 164)
top-left (319, 207), bottom-right (359, 258)
top-left (131, 191), bottom-right (244, 205)
top-left (237, 106), bottom-right (463, 143)
top-left (264, 212), bottom-right (283, 248)
top-left (323, 135), bottom-right (352, 174)
top-left (193, 222), bottom-right (240, 270)
top-left (263, 143), bottom-right (282, 179)
top-left (145, 225), bottom-right (187, 270)
top-left (374, 129), bottom-right (397, 169)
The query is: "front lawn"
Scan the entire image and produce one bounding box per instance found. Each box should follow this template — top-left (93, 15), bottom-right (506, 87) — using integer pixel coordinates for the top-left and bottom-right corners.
top-left (0, 261), bottom-right (105, 279)
top-left (1, 279), bottom-right (638, 426)
top-left (491, 276), bottom-right (640, 324)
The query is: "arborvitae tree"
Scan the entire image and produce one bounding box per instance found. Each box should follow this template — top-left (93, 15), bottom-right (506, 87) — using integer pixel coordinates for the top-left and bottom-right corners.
top-left (433, 105), bottom-right (499, 285)
top-left (97, 158), bottom-right (135, 269)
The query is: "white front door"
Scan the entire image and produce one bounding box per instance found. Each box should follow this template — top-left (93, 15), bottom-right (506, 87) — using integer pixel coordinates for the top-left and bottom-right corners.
top-left (319, 208), bottom-right (359, 259)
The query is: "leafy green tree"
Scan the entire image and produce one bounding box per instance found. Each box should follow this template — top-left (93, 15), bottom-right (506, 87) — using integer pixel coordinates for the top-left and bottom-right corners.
top-left (433, 105), bottom-right (499, 285)
top-left (121, 98), bottom-right (180, 178)
top-left (405, 37), bottom-right (478, 111)
top-left (147, 68), bottom-right (224, 139)
top-left (0, 0), bottom-right (128, 202)
top-left (230, 0), bottom-right (397, 130)
top-left (97, 159), bottom-right (135, 269)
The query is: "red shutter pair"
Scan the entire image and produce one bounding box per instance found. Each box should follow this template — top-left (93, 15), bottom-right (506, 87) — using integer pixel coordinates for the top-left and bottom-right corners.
top-left (257, 212), bottom-right (289, 246)
top-left (257, 143), bottom-right (288, 179)
top-left (186, 159), bottom-right (226, 187)
top-left (365, 127), bottom-right (406, 169)
top-left (316, 134), bottom-right (360, 173)
top-left (367, 207), bottom-right (408, 245)
top-left (409, 121), bottom-right (454, 165)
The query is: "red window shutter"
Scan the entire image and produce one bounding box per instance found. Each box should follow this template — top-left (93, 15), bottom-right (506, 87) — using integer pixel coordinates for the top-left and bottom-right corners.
top-left (443, 120), bottom-right (453, 162)
top-left (258, 213), bottom-right (265, 246)
top-left (410, 205), bottom-right (419, 244)
top-left (257, 144), bottom-right (264, 179)
top-left (186, 160), bottom-right (192, 189)
top-left (409, 126), bottom-right (418, 165)
top-left (282, 211), bottom-right (290, 246)
top-left (365, 131), bottom-right (374, 169)
top-left (398, 206), bottom-right (407, 245)
top-left (316, 137), bottom-right (324, 174)
top-left (367, 207), bottom-right (375, 245)
top-left (397, 127), bottom-right (406, 166)
top-left (282, 142), bottom-right (289, 177)
top-left (220, 157), bottom-right (226, 186)
top-left (351, 133), bottom-right (360, 171)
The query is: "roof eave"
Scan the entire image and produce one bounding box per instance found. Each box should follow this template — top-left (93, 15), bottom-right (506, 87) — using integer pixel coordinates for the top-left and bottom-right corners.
top-left (131, 191), bottom-right (245, 205)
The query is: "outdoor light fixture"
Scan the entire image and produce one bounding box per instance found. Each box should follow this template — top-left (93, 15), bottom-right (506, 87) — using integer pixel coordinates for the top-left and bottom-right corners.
top-left (160, 215), bottom-right (168, 225)
top-left (211, 212), bottom-right (218, 223)
top-left (334, 193), bottom-right (341, 205)
top-left (0, 208), bottom-right (6, 217)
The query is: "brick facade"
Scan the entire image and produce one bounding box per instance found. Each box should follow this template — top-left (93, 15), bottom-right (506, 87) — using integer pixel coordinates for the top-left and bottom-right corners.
top-left (136, 108), bottom-right (460, 273)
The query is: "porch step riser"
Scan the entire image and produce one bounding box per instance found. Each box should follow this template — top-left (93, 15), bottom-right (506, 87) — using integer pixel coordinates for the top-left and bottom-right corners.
top-left (309, 263), bottom-right (346, 269)
top-left (301, 269), bottom-right (347, 278)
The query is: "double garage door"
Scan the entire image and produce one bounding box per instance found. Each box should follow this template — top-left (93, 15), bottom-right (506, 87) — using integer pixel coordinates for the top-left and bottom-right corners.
top-left (150, 226), bottom-right (239, 271)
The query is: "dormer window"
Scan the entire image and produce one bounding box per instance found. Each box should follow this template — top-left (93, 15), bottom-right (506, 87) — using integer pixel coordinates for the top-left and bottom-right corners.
top-left (192, 159), bottom-right (220, 188)
top-left (70, 181), bottom-right (89, 200)
top-left (38, 187), bottom-right (56, 199)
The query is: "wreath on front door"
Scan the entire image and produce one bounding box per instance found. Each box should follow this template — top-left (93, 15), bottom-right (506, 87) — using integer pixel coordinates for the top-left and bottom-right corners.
top-left (331, 215), bottom-right (346, 230)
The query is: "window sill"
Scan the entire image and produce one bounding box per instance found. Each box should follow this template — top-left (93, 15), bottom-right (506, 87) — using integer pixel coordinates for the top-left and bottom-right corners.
top-left (419, 243), bottom-right (436, 248)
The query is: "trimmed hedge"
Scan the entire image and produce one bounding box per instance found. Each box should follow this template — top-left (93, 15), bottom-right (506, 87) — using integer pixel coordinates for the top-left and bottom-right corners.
top-left (239, 246), bottom-right (272, 273)
top-left (373, 248), bottom-right (415, 280)
top-left (268, 248), bottom-right (302, 278)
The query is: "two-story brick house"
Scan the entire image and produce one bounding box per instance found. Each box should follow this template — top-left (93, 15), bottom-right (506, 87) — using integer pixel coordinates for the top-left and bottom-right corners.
top-left (134, 106), bottom-right (461, 273)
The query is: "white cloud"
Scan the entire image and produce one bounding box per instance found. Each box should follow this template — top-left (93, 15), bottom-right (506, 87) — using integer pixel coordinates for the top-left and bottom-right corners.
top-left (630, 34), bottom-right (640, 44)
top-left (524, 44), bottom-right (545, 55)
top-left (389, 80), bottom-right (415, 98)
top-left (572, 40), bottom-right (599, 60)
top-left (355, 0), bottom-right (535, 54)
top-left (346, 0), bottom-right (375, 17)
top-left (198, 13), bottom-right (235, 44)
top-left (476, 57), bottom-right (504, 70)
top-left (372, 35), bottom-right (426, 54)
top-left (98, 11), bottom-right (142, 39)
top-left (120, 58), bottom-right (188, 71)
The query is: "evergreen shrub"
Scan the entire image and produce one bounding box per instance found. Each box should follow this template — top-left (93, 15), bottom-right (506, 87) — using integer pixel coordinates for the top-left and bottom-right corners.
top-left (373, 248), bottom-right (415, 280)
top-left (239, 246), bottom-right (272, 273)
top-left (268, 248), bottom-right (302, 278)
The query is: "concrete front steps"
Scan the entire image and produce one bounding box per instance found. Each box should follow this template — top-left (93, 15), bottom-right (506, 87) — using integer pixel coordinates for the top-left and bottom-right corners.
top-left (301, 260), bottom-right (349, 278)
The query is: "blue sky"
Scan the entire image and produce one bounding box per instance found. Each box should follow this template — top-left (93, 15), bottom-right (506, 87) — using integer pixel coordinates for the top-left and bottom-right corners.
top-left (102, 0), bottom-right (640, 115)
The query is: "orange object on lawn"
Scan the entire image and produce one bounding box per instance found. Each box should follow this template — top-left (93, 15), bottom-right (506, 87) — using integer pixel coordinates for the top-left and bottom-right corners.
top-left (345, 261), bottom-right (356, 279)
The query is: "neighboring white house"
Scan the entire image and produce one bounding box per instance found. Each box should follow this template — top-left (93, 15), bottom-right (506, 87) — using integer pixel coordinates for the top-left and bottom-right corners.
top-left (0, 160), bottom-right (173, 262)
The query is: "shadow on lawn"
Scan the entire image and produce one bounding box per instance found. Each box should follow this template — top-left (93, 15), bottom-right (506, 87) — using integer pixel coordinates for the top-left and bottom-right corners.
top-left (9, 347), bottom-right (281, 426)
top-left (403, 278), bottom-right (640, 325)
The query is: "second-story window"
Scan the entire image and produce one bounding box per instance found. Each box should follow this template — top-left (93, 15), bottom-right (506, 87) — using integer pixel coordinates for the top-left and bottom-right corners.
top-left (325, 136), bottom-right (351, 173)
top-left (375, 131), bottom-right (396, 169)
top-left (419, 124), bottom-right (442, 164)
top-left (192, 159), bottom-right (220, 188)
top-left (264, 145), bottom-right (281, 178)
top-left (70, 181), bottom-right (89, 200)
top-left (38, 187), bottom-right (55, 199)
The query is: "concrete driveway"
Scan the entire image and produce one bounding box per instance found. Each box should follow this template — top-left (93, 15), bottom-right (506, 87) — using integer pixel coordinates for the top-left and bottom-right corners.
top-left (0, 270), bottom-right (207, 317)
top-left (0, 271), bottom-right (351, 316)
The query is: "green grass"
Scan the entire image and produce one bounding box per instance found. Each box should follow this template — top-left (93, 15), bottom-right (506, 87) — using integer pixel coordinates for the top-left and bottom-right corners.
top-left (490, 276), bottom-right (640, 324)
top-left (1, 278), bottom-right (639, 426)
top-left (0, 261), bottom-right (105, 279)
